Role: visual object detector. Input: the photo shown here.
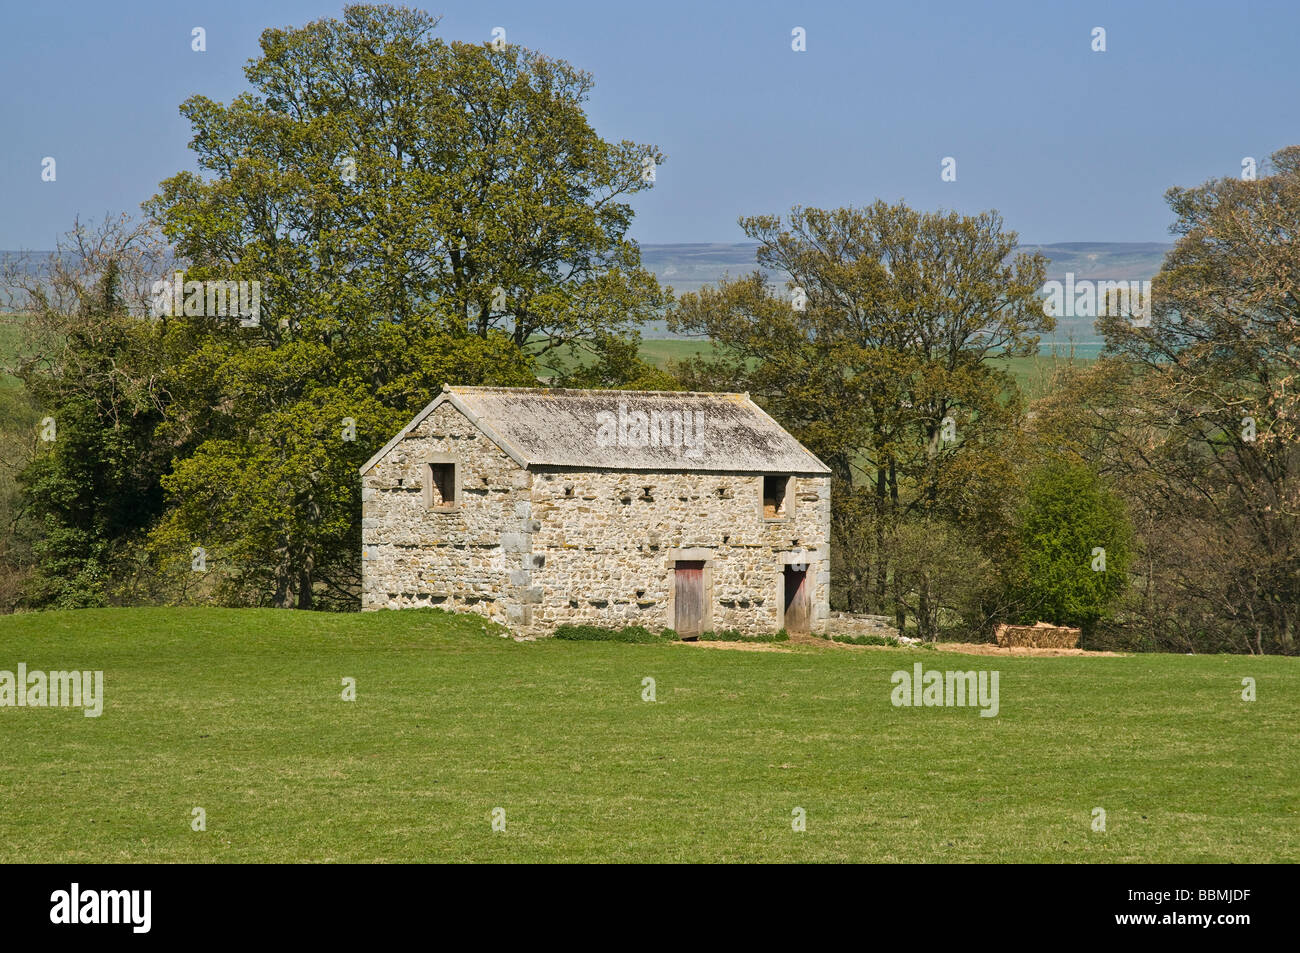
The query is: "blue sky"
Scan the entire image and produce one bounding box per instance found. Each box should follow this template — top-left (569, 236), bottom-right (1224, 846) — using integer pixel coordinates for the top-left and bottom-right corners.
top-left (2, 0), bottom-right (1298, 248)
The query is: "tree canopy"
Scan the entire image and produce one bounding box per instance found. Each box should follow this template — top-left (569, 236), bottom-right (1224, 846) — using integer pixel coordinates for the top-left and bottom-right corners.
top-left (669, 201), bottom-right (1049, 632)
top-left (1035, 145), bottom-right (1300, 653)
top-left (12, 6), bottom-right (671, 610)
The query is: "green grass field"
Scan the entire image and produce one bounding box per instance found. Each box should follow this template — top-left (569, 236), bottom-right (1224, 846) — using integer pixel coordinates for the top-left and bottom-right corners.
top-left (539, 337), bottom-right (1093, 401)
top-left (2, 312), bottom-right (1086, 402)
top-left (1, 607), bottom-right (1294, 863)
top-left (634, 340), bottom-right (1091, 401)
top-left (0, 315), bottom-right (27, 390)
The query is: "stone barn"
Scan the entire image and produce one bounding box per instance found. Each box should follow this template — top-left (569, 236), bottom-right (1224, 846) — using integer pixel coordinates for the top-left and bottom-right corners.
top-left (359, 386), bottom-right (831, 638)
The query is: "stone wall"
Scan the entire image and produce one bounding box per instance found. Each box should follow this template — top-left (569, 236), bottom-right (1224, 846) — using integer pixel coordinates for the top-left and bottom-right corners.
top-left (824, 612), bottom-right (902, 639)
top-left (523, 469), bottom-right (830, 636)
top-left (361, 402), bottom-right (525, 623)
top-left (362, 401), bottom-right (832, 637)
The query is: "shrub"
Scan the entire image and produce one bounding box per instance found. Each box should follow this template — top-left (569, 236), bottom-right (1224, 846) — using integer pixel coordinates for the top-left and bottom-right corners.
top-left (552, 624), bottom-right (676, 643)
top-left (821, 633), bottom-right (899, 647)
top-left (698, 629), bottom-right (789, 643)
top-left (1006, 461), bottom-right (1133, 632)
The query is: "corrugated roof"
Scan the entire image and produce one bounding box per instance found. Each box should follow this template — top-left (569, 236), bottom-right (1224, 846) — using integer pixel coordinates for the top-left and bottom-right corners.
top-left (361, 386), bottom-right (830, 475)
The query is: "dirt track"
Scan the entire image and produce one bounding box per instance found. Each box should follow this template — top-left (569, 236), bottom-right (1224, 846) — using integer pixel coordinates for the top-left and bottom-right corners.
top-left (672, 634), bottom-right (1123, 657)
top-left (933, 642), bottom-right (1122, 657)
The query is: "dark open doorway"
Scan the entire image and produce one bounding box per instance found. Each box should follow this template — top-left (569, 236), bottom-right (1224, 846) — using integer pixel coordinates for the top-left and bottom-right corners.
top-left (783, 567), bottom-right (810, 634)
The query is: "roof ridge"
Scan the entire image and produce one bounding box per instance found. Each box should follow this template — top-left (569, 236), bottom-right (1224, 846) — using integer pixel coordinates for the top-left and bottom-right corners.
top-left (446, 384), bottom-right (749, 399)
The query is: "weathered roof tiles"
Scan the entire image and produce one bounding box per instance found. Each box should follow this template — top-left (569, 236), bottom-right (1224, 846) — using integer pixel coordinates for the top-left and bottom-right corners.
top-left (361, 385), bottom-right (831, 475)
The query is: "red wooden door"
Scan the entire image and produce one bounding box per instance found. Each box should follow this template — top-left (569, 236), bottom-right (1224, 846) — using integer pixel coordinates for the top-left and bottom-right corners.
top-left (674, 561), bottom-right (705, 638)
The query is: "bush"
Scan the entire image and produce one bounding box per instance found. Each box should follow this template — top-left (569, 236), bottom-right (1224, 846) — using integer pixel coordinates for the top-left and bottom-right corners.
top-left (821, 633), bottom-right (899, 647)
top-left (552, 624), bottom-right (677, 643)
top-left (698, 629), bottom-right (790, 643)
top-left (1006, 461), bottom-right (1133, 632)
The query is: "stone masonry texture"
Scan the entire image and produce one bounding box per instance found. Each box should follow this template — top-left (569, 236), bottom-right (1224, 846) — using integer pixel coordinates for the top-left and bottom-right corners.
top-left (361, 394), bottom-right (831, 638)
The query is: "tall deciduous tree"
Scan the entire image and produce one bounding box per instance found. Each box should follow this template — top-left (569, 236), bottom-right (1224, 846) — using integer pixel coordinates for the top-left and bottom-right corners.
top-left (4, 216), bottom-right (177, 608)
top-left (1037, 146), bottom-right (1300, 653)
top-left (145, 3), bottom-right (668, 360)
top-left (670, 202), bottom-right (1048, 630)
top-left (138, 5), bottom-right (668, 607)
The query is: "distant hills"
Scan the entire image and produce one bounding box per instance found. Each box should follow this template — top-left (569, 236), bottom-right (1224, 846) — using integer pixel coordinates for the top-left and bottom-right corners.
top-left (638, 241), bottom-right (1173, 347)
top-left (639, 241), bottom-right (1173, 296)
top-left (3, 241), bottom-right (1173, 349)
top-left (1012, 242), bottom-right (1173, 282)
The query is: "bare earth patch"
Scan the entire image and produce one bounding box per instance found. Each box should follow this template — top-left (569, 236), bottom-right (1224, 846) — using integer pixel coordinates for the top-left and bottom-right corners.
top-left (673, 635), bottom-right (1121, 657)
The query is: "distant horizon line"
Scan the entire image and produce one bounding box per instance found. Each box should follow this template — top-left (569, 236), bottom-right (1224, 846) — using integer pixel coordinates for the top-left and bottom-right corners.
top-left (0, 239), bottom-right (1178, 255)
top-left (632, 239), bottom-right (1175, 248)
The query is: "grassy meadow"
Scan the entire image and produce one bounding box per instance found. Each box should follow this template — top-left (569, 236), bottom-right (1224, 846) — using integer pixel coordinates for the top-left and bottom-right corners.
top-left (0, 607), bottom-right (1294, 863)
top-left (630, 338), bottom-right (1093, 400)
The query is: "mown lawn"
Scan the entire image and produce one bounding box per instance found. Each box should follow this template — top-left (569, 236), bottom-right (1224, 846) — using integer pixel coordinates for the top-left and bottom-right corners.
top-left (0, 607), bottom-right (1294, 863)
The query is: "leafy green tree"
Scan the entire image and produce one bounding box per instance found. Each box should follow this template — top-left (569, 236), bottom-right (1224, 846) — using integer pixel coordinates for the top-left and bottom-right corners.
top-left (0, 374), bottom-right (39, 610)
top-left (1034, 146), bottom-right (1299, 653)
top-left (890, 516), bottom-right (996, 641)
top-left (5, 218), bottom-right (177, 609)
top-left (150, 385), bottom-right (402, 609)
top-left (1008, 462), bottom-right (1132, 631)
top-left (147, 335), bottom-right (534, 608)
top-left (18, 395), bottom-right (162, 608)
top-left (671, 202), bottom-right (1048, 623)
top-left (137, 5), bottom-right (668, 607)
top-left (145, 3), bottom-right (668, 359)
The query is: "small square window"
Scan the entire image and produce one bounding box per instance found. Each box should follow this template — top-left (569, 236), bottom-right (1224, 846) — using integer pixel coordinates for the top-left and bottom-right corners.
top-left (762, 475), bottom-right (790, 519)
top-left (425, 461), bottom-right (457, 509)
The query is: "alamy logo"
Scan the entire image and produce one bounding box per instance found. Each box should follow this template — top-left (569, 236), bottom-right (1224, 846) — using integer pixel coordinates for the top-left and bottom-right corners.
top-left (1041, 272), bottom-right (1151, 326)
top-left (50, 883), bottom-right (150, 933)
top-left (595, 402), bottom-right (707, 458)
top-left (150, 270), bottom-right (260, 325)
top-left (890, 662), bottom-right (1000, 717)
top-left (0, 663), bottom-right (103, 717)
